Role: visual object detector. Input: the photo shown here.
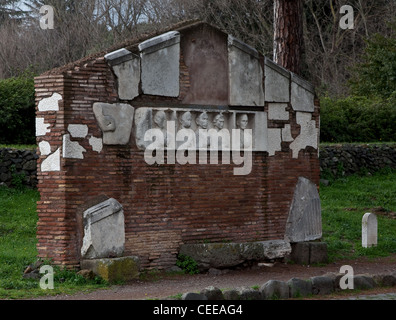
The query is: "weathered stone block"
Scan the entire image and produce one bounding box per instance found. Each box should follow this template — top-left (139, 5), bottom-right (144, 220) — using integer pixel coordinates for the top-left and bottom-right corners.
top-left (282, 124), bottom-right (294, 142)
top-left (81, 256), bottom-right (139, 283)
top-left (179, 240), bottom-right (291, 270)
top-left (373, 273), bottom-right (396, 287)
top-left (289, 112), bottom-right (319, 159)
top-left (112, 57), bottom-right (141, 100)
top-left (237, 287), bottom-right (261, 300)
top-left (260, 240), bottom-right (292, 260)
top-left (200, 286), bottom-right (224, 300)
top-left (62, 134), bottom-right (86, 159)
top-left (311, 276), bottom-right (334, 295)
top-left (285, 177), bottom-right (322, 243)
top-left (93, 102), bottom-right (135, 145)
top-left (253, 112), bottom-right (268, 152)
top-left (222, 289), bottom-right (240, 300)
top-left (309, 242), bottom-right (328, 264)
top-left (105, 48), bottom-right (140, 101)
top-left (39, 141), bottom-right (51, 156)
top-left (67, 124), bottom-right (88, 138)
top-left (290, 73), bottom-right (315, 112)
top-left (267, 128), bottom-right (282, 156)
top-left (268, 103), bottom-right (289, 120)
top-left (182, 292), bottom-right (208, 300)
top-left (180, 243), bottom-right (243, 270)
top-left (41, 148), bottom-right (60, 172)
top-left (139, 31), bottom-right (180, 97)
top-left (104, 48), bottom-right (134, 66)
top-left (260, 280), bottom-right (289, 299)
top-left (37, 92), bottom-right (61, 112)
top-left (264, 58), bottom-right (290, 102)
top-left (81, 198), bottom-right (125, 259)
top-left (323, 272), bottom-right (344, 291)
top-left (289, 242), bottom-right (328, 265)
top-left (228, 35), bottom-right (264, 107)
top-left (287, 278), bottom-right (312, 298)
top-left (36, 118), bottom-right (50, 137)
top-left (353, 275), bottom-right (376, 290)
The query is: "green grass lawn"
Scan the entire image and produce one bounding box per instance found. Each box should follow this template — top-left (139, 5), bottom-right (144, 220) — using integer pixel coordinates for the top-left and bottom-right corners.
top-left (320, 168), bottom-right (396, 261)
top-left (0, 187), bottom-right (39, 294)
top-left (0, 168), bottom-right (395, 299)
top-left (0, 144), bottom-right (37, 151)
top-left (0, 187), bottom-right (107, 299)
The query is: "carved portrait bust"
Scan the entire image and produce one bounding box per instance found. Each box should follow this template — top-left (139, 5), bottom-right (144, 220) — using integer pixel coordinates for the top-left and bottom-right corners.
top-left (195, 112), bottom-right (210, 149)
top-left (195, 112), bottom-right (209, 129)
top-left (236, 113), bottom-right (248, 130)
top-left (213, 114), bottom-right (225, 130)
top-left (153, 110), bottom-right (166, 129)
top-left (236, 113), bottom-right (252, 150)
top-left (179, 111), bottom-right (192, 129)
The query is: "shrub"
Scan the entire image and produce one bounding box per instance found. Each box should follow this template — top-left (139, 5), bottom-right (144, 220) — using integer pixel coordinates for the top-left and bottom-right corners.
top-left (176, 254), bottom-right (199, 275)
top-left (321, 24), bottom-right (396, 143)
top-left (0, 71), bottom-right (36, 144)
top-left (320, 94), bottom-right (396, 143)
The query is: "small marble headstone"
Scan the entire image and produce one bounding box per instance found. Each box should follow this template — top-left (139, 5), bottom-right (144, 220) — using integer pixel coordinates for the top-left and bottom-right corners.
top-left (362, 212), bottom-right (377, 248)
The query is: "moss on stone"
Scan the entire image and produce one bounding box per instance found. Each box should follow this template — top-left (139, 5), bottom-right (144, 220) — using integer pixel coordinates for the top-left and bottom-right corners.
top-left (82, 256), bottom-right (139, 283)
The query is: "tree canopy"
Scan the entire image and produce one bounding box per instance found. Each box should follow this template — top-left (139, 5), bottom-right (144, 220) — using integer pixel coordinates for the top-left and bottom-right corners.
top-left (349, 25), bottom-right (396, 99)
top-left (0, 0), bottom-right (395, 97)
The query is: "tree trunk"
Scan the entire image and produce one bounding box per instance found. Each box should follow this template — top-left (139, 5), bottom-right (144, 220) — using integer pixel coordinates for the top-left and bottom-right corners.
top-left (273, 0), bottom-right (304, 75)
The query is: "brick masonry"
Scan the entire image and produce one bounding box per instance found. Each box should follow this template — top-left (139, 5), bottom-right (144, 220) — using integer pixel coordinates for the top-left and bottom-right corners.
top-left (5, 142), bottom-right (393, 191)
top-left (34, 22), bottom-right (321, 270)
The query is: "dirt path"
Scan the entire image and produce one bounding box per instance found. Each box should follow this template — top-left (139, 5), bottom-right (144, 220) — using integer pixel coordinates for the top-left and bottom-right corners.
top-left (32, 254), bottom-right (396, 300)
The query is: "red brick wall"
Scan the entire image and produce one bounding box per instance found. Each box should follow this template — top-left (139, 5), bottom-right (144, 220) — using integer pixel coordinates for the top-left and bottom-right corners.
top-left (35, 59), bottom-right (119, 267)
top-left (35, 56), bottom-right (320, 270)
top-left (35, 74), bottom-right (68, 265)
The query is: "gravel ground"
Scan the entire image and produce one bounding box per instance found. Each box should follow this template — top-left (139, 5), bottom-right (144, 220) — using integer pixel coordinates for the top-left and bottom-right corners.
top-left (31, 254), bottom-right (396, 300)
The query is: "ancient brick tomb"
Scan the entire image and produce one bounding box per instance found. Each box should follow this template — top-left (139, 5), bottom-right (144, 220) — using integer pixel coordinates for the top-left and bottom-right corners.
top-left (34, 22), bottom-right (321, 271)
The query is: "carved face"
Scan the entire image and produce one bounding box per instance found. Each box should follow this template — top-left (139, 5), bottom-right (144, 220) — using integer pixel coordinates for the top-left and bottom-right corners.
top-left (213, 114), bottom-right (225, 129)
top-left (180, 112), bottom-right (192, 128)
top-left (154, 111), bottom-right (166, 129)
top-left (196, 112), bottom-right (209, 129)
top-left (237, 114), bottom-right (248, 129)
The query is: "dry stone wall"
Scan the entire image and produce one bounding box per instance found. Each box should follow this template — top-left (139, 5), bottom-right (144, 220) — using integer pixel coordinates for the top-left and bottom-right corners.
top-left (320, 144), bottom-right (396, 178)
top-left (1, 143), bottom-right (394, 190)
top-left (0, 148), bottom-right (38, 188)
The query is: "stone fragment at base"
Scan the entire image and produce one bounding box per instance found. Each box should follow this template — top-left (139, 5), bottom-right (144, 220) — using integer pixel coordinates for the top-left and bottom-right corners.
top-left (179, 240), bottom-right (291, 270)
top-left (81, 256), bottom-right (140, 282)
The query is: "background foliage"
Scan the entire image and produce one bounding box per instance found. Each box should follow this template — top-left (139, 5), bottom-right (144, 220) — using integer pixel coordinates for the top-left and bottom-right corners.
top-left (0, 71), bottom-right (36, 144)
top-left (0, 1), bottom-right (395, 144)
top-left (349, 27), bottom-right (396, 99)
top-left (320, 93), bottom-right (396, 143)
top-left (321, 27), bottom-right (396, 143)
